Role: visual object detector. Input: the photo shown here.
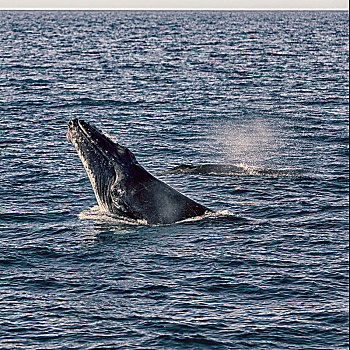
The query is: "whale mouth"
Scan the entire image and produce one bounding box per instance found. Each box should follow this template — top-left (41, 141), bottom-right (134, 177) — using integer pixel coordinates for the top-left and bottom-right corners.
top-left (68, 119), bottom-right (136, 167)
top-left (67, 119), bottom-right (114, 165)
top-left (67, 119), bottom-right (118, 212)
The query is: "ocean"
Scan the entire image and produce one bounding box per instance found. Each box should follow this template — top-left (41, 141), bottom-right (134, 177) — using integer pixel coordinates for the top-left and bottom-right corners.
top-left (0, 10), bottom-right (349, 349)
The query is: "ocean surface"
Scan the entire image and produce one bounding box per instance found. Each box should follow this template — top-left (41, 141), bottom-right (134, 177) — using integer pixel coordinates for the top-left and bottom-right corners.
top-left (0, 10), bottom-right (349, 349)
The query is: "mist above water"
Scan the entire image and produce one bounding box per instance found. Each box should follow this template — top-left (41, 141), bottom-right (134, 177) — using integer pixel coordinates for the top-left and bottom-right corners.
top-left (208, 117), bottom-right (289, 167)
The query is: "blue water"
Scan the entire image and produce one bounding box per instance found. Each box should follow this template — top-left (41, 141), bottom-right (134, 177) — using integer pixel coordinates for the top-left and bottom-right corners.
top-left (0, 10), bottom-right (349, 349)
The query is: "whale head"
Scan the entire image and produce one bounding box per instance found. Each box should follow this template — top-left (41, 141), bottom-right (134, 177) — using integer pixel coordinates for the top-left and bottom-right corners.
top-left (67, 118), bottom-right (140, 216)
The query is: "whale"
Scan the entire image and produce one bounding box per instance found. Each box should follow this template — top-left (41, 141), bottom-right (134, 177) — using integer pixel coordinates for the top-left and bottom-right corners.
top-left (67, 119), bottom-right (212, 225)
top-left (162, 164), bottom-right (243, 175)
top-left (162, 164), bottom-right (304, 177)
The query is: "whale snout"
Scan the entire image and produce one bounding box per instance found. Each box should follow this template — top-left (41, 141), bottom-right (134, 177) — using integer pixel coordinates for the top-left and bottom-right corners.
top-left (68, 118), bottom-right (78, 128)
top-left (68, 118), bottom-right (83, 131)
top-left (67, 119), bottom-right (88, 143)
top-left (67, 118), bottom-right (78, 142)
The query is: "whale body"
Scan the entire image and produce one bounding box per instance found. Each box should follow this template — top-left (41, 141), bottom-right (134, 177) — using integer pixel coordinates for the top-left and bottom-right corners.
top-left (162, 164), bottom-right (304, 177)
top-left (67, 119), bottom-right (211, 225)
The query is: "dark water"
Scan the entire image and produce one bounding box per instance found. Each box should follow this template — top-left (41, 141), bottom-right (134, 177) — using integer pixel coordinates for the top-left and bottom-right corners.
top-left (0, 10), bottom-right (349, 349)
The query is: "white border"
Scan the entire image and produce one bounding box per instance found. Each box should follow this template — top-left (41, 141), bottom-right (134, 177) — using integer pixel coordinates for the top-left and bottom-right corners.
top-left (0, 7), bottom-right (349, 10)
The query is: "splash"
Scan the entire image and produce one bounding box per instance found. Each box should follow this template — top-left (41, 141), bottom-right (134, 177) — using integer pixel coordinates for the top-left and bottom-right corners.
top-left (78, 206), bottom-right (242, 227)
top-left (78, 206), bottom-right (148, 226)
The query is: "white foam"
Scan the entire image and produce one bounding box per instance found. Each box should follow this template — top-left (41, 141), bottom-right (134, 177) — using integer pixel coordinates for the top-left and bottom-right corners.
top-left (78, 206), bottom-right (239, 226)
top-left (78, 206), bottom-right (148, 226)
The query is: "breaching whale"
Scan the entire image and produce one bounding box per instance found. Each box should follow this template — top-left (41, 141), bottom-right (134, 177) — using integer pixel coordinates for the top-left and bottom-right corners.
top-left (67, 119), bottom-right (211, 225)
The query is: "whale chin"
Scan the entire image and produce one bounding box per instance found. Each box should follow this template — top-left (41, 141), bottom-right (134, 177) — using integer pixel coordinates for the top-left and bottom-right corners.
top-left (68, 119), bottom-right (211, 225)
